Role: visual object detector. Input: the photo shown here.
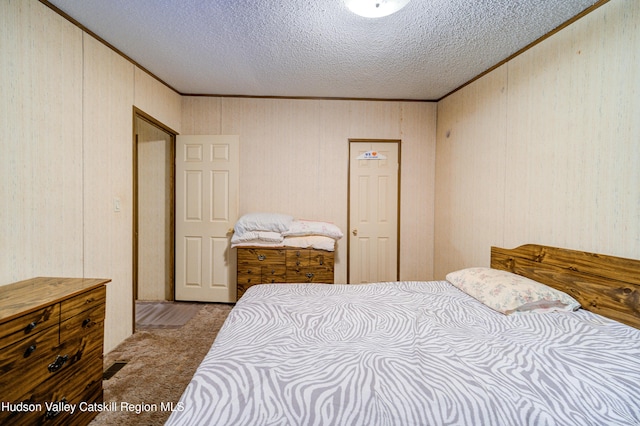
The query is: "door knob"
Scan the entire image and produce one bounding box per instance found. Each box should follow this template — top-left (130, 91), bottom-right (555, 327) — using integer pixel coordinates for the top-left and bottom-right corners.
top-left (352, 229), bottom-right (358, 236)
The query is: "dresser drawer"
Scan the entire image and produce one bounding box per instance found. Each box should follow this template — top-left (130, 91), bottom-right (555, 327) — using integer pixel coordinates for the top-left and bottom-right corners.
top-left (56, 325), bottom-right (104, 370)
top-left (261, 265), bottom-right (286, 282)
top-left (60, 302), bottom-right (105, 343)
top-left (286, 249), bottom-right (309, 268)
top-left (237, 265), bottom-right (260, 281)
top-left (60, 286), bottom-right (106, 322)
top-left (314, 268), bottom-right (335, 283)
top-left (45, 375), bottom-right (103, 426)
top-left (0, 348), bottom-right (103, 426)
top-left (237, 248), bottom-right (287, 300)
top-left (0, 304), bottom-right (60, 351)
top-left (238, 265), bottom-right (287, 297)
top-left (237, 248), bottom-right (286, 266)
top-left (238, 265), bottom-right (286, 280)
top-left (0, 325), bottom-right (60, 402)
top-left (285, 249), bottom-right (334, 283)
top-left (0, 308), bottom-right (104, 404)
top-left (310, 251), bottom-right (332, 268)
top-left (286, 249), bottom-right (334, 270)
top-left (286, 267), bottom-right (334, 283)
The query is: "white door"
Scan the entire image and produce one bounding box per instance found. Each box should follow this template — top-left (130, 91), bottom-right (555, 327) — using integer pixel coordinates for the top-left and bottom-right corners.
top-left (175, 135), bottom-right (239, 302)
top-left (349, 141), bottom-right (399, 284)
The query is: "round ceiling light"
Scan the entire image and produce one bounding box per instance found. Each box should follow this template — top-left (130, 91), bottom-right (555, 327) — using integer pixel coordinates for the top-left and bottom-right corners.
top-left (345, 0), bottom-right (410, 18)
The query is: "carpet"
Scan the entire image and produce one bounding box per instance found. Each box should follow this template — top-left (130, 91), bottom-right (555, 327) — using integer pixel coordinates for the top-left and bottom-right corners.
top-left (135, 301), bottom-right (203, 329)
top-left (88, 303), bottom-right (233, 426)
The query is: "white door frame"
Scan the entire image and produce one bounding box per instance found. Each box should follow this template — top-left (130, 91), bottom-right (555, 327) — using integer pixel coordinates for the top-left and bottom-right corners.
top-left (347, 139), bottom-right (401, 283)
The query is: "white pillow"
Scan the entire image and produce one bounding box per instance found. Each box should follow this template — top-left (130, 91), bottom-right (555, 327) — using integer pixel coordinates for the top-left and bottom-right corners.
top-left (234, 213), bottom-right (294, 235)
top-left (446, 267), bottom-right (580, 315)
top-left (282, 220), bottom-right (344, 240)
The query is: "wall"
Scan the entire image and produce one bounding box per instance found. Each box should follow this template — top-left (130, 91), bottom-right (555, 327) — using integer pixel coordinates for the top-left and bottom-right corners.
top-left (435, 0), bottom-right (640, 277)
top-left (1, 0), bottom-right (182, 352)
top-left (136, 117), bottom-right (173, 301)
top-left (1, 0), bottom-right (84, 282)
top-left (182, 97), bottom-right (437, 282)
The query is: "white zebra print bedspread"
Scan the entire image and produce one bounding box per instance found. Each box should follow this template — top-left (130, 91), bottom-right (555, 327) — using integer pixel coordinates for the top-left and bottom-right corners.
top-left (166, 281), bottom-right (640, 426)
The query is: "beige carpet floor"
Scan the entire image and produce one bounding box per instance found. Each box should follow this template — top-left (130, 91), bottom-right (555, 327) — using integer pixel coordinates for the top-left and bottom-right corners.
top-left (89, 302), bottom-right (233, 425)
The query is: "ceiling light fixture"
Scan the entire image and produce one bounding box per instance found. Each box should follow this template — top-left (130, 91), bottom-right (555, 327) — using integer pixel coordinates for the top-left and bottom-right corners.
top-left (345, 0), bottom-right (410, 18)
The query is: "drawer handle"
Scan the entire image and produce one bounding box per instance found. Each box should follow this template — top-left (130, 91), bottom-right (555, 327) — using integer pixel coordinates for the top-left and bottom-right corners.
top-left (24, 344), bottom-right (37, 358)
top-left (25, 321), bottom-right (37, 333)
top-left (48, 354), bottom-right (69, 373)
top-left (257, 254), bottom-right (266, 261)
top-left (306, 273), bottom-right (314, 279)
top-left (82, 318), bottom-right (95, 328)
top-left (296, 261), bottom-right (300, 266)
top-left (45, 397), bottom-right (67, 419)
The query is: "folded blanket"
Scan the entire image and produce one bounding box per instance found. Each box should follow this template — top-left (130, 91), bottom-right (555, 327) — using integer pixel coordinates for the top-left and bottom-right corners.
top-left (231, 231), bottom-right (284, 245)
top-left (283, 220), bottom-right (343, 240)
top-left (231, 240), bottom-right (286, 248)
top-left (283, 236), bottom-right (335, 251)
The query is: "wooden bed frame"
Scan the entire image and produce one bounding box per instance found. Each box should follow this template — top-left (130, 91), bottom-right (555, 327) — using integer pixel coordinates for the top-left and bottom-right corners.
top-left (491, 244), bottom-right (640, 329)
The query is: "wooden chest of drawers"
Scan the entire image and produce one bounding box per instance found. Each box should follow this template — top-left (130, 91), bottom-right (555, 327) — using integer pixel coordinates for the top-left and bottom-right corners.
top-left (0, 277), bottom-right (109, 426)
top-left (237, 247), bottom-right (334, 300)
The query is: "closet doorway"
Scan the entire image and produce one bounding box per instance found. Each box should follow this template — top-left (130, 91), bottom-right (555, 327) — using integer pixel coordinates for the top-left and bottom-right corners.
top-left (348, 140), bottom-right (400, 283)
top-left (133, 109), bottom-right (177, 303)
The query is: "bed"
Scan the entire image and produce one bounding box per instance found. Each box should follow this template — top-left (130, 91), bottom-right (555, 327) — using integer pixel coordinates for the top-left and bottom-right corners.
top-left (166, 244), bottom-right (640, 425)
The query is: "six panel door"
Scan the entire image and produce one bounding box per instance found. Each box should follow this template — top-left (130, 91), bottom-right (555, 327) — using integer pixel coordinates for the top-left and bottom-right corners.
top-left (175, 135), bottom-right (239, 302)
top-left (349, 141), bottom-right (399, 284)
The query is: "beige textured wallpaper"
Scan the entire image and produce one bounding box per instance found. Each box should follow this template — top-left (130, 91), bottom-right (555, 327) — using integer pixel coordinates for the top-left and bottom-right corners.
top-left (1, 0), bottom-right (84, 282)
top-left (1, 0), bottom-right (183, 352)
top-left (181, 98), bottom-right (437, 283)
top-left (435, 0), bottom-right (640, 278)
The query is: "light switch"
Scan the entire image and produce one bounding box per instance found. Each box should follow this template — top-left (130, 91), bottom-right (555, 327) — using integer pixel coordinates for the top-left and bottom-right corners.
top-left (113, 197), bottom-right (121, 213)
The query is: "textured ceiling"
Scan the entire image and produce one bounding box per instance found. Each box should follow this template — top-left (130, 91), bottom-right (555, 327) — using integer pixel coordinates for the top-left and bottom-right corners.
top-left (45, 0), bottom-right (599, 100)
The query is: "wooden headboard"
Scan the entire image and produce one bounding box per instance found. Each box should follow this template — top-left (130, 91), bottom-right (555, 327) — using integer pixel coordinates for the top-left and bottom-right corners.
top-left (491, 244), bottom-right (640, 330)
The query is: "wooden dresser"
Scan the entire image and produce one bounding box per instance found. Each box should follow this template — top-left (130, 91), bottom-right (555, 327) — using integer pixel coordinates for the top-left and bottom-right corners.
top-left (0, 277), bottom-right (109, 426)
top-left (237, 247), bottom-right (334, 300)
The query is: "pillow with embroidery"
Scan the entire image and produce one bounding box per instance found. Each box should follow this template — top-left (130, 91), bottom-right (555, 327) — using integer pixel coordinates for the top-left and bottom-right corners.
top-left (446, 267), bottom-right (580, 315)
